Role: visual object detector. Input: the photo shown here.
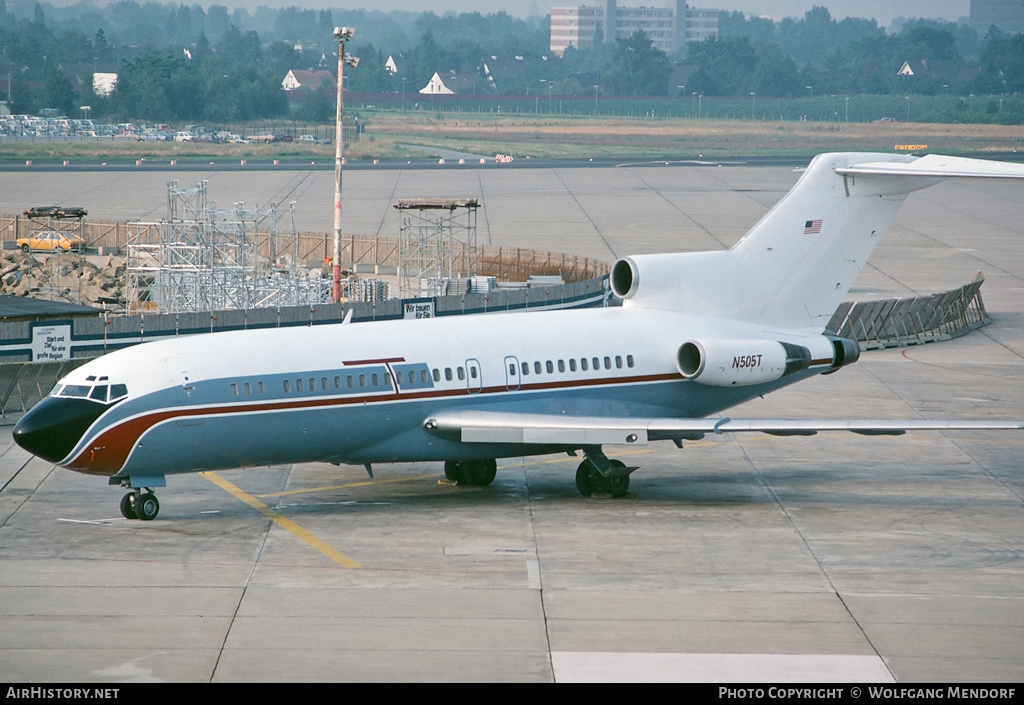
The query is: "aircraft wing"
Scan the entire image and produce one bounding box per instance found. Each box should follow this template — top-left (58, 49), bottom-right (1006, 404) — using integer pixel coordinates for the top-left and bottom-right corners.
top-left (424, 410), bottom-right (1024, 446)
top-left (836, 154), bottom-right (1024, 179)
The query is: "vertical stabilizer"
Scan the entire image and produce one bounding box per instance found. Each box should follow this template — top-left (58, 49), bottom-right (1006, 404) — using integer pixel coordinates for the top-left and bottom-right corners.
top-left (613, 153), bottom-right (1024, 332)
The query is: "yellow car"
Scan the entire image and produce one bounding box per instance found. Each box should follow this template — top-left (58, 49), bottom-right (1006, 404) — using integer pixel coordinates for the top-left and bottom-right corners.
top-left (17, 231), bottom-right (85, 253)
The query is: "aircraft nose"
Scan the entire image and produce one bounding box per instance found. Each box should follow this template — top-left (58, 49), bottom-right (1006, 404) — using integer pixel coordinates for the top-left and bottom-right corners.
top-left (13, 397), bottom-right (105, 464)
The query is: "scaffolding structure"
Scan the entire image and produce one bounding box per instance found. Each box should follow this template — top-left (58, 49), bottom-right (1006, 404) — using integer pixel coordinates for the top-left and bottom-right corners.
top-left (22, 206), bottom-right (87, 305)
top-left (126, 182), bottom-right (331, 313)
top-left (395, 198), bottom-right (478, 297)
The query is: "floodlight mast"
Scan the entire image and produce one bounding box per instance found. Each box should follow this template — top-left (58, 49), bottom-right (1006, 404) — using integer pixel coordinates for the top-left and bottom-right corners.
top-left (332, 26), bottom-right (358, 303)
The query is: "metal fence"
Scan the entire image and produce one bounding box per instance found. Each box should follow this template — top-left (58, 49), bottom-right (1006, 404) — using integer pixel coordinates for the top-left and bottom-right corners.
top-left (825, 274), bottom-right (989, 349)
top-left (0, 214), bottom-right (609, 285)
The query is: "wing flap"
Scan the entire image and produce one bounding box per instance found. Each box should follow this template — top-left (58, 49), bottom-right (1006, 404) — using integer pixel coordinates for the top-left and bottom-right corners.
top-left (425, 410), bottom-right (1023, 446)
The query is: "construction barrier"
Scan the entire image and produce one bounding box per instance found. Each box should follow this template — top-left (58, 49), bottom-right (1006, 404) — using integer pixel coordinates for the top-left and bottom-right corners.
top-left (826, 274), bottom-right (989, 349)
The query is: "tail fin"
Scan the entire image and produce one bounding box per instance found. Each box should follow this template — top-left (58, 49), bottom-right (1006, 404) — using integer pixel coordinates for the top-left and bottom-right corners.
top-left (612, 152), bottom-right (1024, 332)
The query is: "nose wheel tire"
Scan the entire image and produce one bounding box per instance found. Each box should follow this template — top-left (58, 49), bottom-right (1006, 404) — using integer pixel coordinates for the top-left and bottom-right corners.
top-left (135, 493), bottom-right (160, 521)
top-left (120, 492), bottom-right (137, 520)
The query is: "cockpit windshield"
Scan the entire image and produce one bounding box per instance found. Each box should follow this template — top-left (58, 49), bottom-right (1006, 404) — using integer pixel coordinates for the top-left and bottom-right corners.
top-left (54, 375), bottom-right (128, 404)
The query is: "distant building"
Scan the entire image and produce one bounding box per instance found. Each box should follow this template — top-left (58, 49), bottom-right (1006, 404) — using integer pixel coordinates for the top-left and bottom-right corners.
top-left (281, 69), bottom-right (336, 92)
top-left (970, 0), bottom-right (1024, 34)
top-left (93, 73), bottom-right (118, 97)
top-left (420, 73), bottom-right (455, 94)
top-left (550, 1), bottom-right (719, 56)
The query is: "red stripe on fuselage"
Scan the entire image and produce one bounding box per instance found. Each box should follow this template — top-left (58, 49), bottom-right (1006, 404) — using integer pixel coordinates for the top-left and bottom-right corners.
top-left (64, 371), bottom-right (681, 476)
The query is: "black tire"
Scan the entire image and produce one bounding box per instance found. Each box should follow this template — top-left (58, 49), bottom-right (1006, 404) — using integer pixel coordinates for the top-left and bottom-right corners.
top-left (463, 459), bottom-right (497, 487)
top-left (444, 460), bottom-right (465, 483)
top-left (20, 244), bottom-right (30, 253)
top-left (575, 459), bottom-right (597, 496)
top-left (120, 492), bottom-right (137, 520)
top-left (605, 460), bottom-right (630, 498)
top-left (135, 493), bottom-right (159, 521)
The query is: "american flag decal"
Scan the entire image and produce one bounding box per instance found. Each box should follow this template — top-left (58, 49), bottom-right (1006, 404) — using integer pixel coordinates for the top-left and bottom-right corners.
top-left (804, 219), bottom-right (823, 234)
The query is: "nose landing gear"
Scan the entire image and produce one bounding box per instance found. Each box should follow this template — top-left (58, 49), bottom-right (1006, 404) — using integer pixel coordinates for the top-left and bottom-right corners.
top-left (119, 489), bottom-right (160, 521)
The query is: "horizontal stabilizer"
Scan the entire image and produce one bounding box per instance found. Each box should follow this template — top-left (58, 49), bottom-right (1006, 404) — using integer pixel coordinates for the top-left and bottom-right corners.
top-left (424, 410), bottom-right (1024, 446)
top-left (837, 154), bottom-right (1024, 179)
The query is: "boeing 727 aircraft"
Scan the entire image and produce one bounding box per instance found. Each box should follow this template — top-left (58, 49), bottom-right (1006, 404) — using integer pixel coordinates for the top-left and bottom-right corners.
top-left (13, 152), bottom-right (1024, 520)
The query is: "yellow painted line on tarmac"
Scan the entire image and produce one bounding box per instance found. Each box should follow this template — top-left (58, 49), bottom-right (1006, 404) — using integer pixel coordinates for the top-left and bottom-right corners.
top-left (201, 471), bottom-right (361, 569)
top-left (254, 474), bottom-right (441, 499)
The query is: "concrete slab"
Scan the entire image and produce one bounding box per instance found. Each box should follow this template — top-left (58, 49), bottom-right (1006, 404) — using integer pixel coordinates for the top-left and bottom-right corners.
top-left (0, 161), bottom-right (1022, 683)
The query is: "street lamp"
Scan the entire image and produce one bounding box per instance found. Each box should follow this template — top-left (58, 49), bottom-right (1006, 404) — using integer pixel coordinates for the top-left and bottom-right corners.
top-left (845, 96), bottom-right (849, 122)
top-left (332, 26), bottom-right (359, 304)
top-left (750, 92), bottom-right (755, 120)
top-left (594, 85), bottom-right (599, 114)
top-left (698, 94), bottom-right (702, 118)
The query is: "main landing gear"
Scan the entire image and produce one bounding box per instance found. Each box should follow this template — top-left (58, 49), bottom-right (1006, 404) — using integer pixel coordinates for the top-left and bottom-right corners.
top-left (575, 448), bottom-right (635, 498)
top-left (120, 489), bottom-right (160, 521)
top-left (444, 459), bottom-right (498, 487)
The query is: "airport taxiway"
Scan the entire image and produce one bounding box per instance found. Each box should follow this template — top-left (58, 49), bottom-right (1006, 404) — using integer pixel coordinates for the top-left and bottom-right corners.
top-left (0, 161), bottom-right (1022, 682)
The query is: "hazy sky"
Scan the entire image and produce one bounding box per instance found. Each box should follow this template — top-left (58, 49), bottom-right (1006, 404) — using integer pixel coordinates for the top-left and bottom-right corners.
top-left (39, 0), bottom-right (972, 28)
top-left (223, 1), bottom-right (970, 27)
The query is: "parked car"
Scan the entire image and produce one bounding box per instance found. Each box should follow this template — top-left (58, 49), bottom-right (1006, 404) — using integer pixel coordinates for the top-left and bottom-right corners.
top-left (17, 231), bottom-right (86, 253)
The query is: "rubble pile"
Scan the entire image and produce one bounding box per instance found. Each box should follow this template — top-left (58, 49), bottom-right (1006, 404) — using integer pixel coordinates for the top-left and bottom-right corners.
top-left (1, 250), bottom-right (126, 307)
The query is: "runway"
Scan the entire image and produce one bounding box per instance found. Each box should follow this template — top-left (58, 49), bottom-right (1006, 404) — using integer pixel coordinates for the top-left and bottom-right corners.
top-left (1, 161), bottom-right (1022, 682)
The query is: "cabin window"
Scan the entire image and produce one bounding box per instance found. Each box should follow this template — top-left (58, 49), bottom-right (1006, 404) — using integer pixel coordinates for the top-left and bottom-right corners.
top-left (592, 357), bottom-right (600, 370)
top-left (470, 367), bottom-right (478, 379)
top-left (569, 359), bottom-right (577, 372)
top-left (509, 363), bottom-right (516, 376)
top-left (581, 358), bottom-right (589, 371)
top-left (283, 380), bottom-right (291, 393)
top-left (110, 384), bottom-right (128, 400)
top-left (359, 374), bottom-right (366, 387)
top-left (230, 383), bottom-right (238, 396)
top-left (396, 371), bottom-right (405, 385)
top-left (457, 367), bottom-right (465, 381)
top-left (346, 375), bottom-right (355, 389)
top-left (421, 370), bottom-right (430, 384)
top-left (308, 378), bottom-right (316, 391)
top-left (546, 361), bottom-right (554, 374)
top-left (604, 356), bottom-right (612, 370)
top-left (521, 362), bottom-right (529, 376)
top-left (615, 356), bottom-right (623, 369)
top-left (558, 360), bottom-right (565, 373)
top-left (334, 376), bottom-right (341, 389)
top-left (627, 355), bottom-right (635, 368)
top-left (433, 369), bottom-right (441, 382)
top-left (371, 373), bottom-right (379, 386)
top-left (383, 374), bottom-right (392, 388)
top-left (445, 368), bottom-right (453, 381)
top-left (534, 361), bottom-right (542, 375)
top-left (296, 379), bottom-right (304, 392)
top-left (90, 385), bottom-right (109, 402)
top-left (244, 382), bottom-right (252, 396)
top-left (321, 377), bottom-right (328, 391)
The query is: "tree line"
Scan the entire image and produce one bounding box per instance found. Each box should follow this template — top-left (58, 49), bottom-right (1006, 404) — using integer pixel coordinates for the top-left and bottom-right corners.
top-left (1, 1), bottom-right (1022, 124)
